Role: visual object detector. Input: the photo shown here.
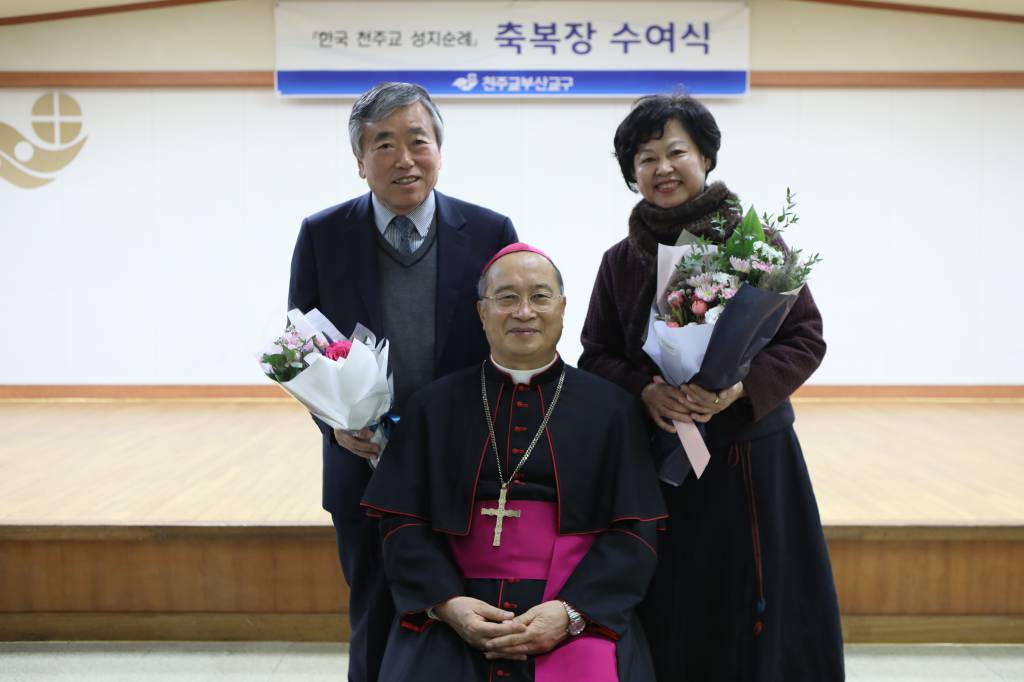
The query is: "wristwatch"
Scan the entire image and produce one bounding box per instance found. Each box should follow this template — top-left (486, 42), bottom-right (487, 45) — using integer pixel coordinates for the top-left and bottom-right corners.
top-left (561, 601), bottom-right (586, 636)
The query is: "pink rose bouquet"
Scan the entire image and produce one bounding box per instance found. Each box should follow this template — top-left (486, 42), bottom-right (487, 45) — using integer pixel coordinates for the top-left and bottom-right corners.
top-left (260, 309), bottom-right (392, 457)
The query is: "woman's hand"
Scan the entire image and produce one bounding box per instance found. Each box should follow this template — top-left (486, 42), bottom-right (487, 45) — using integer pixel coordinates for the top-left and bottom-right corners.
top-left (680, 381), bottom-right (745, 423)
top-left (641, 378), bottom-right (695, 432)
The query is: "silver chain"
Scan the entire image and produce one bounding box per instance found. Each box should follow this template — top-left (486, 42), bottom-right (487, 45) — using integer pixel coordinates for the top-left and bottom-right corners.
top-left (481, 362), bottom-right (566, 487)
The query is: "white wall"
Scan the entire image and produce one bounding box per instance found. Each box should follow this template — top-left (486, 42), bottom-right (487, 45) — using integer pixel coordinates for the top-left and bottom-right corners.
top-left (2, 86), bottom-right (1023, 384)
top-left (2, 0), bottom-right (1023, 384)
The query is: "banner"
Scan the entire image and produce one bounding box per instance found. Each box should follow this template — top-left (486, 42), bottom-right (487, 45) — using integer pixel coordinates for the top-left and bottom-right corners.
top-left (275, 1), bottom-right (749, 97)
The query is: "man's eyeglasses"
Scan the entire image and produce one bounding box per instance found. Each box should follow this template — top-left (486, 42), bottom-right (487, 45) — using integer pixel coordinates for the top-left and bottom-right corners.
top-left (480, 292), bottom-right (562, 313)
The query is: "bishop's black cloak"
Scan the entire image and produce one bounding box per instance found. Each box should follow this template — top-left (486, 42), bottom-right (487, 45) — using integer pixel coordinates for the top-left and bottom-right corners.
top-left (362, 358), bottom-right (667, 682)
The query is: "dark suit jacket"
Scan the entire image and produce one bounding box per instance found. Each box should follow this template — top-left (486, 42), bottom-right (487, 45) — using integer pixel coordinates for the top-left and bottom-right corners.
top-left (288, 190), bottom-right (517, 518)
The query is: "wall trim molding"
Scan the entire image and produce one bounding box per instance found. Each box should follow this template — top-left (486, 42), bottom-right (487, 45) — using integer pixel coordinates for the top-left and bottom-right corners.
top-left (0, 71), bottom-right (274, 88)
top-left (1, 384), bottom-right (1022, 401)
top-left (0, 385), bottom-right (287, 400)
top-left (798, 0), bottom-right (1024, 24)
top-left (795, 385), bottom-right (1024, 399)
top-left (752, 71), bottom-right (1024, 88)
top-left (0, 1), bottom-right (226, 27)
top-left (2, 71), bottom-right (1023, 89)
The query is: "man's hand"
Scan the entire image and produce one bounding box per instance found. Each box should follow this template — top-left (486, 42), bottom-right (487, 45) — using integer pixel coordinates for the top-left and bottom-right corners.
top-left (332, 427), bottom-right (381, 460)
top-left (433, 597), bottom-right (525, 651)
top-left (483, 600), bottom-right (570, 660)
top-left (680, 381), bottom-right (745, 423)
top-left (641, 378), bottom-right (695, 432)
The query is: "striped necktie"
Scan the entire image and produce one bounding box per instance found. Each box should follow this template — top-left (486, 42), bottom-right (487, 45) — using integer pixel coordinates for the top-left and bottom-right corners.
top-left (388, 215), bottom-right (417, 254)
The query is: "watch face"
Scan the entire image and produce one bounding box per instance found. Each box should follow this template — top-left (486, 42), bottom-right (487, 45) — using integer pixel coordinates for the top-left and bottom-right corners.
top-left (568, 618), bottom-right (586, 636)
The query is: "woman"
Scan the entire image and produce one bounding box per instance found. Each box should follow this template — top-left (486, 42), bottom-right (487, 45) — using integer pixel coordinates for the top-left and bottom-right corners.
top-left (579, 94), bottom-right (845, 681)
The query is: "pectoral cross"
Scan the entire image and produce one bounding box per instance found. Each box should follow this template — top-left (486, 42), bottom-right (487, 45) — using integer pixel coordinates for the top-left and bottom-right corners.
top-left (480, 484), bottom-right (521, 547)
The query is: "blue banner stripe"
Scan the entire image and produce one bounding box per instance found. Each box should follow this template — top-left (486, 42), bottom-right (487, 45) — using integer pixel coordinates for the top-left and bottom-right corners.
top-left (276, 70), bottom-right (747, 96)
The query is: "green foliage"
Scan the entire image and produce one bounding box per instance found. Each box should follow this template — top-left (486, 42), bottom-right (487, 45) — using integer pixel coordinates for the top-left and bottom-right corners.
top-left (709, 197), bottom-right (742, 238)
top-left (261, 345), bottom-right (308, 382)
top-left (260, 326), bottom-right (324, 382)
top-left (725, 206), bottom-right (766, 259)
top-left (756, 248), bottom-right (822, 293)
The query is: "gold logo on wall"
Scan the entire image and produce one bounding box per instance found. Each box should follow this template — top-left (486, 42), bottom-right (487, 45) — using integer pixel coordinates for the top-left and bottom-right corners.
top-left (0, 92), bottom-right (88, 189)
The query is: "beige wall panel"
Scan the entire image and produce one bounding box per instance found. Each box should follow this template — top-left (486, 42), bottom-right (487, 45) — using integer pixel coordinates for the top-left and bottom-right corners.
top-left (0, 0), bottom-right (1023, 72)
top-left (753, 0), bottom-right (1024, 70)
top-left (0, 0), bottom-right (274, 70)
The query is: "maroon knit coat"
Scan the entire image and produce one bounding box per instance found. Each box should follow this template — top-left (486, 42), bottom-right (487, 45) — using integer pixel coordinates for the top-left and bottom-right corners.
top-left (578, 185), bottom-right (826, 422)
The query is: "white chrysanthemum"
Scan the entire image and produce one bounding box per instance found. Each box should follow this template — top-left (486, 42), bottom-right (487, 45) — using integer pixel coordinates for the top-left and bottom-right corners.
top-left (752, 241), bottom-right (784, 264)
top-left (704, 305), bottom-right (725, 324)
top-left (686, 273), bottom-right (714, 288)
top-left (694, 285), bottom-right (718, 302)
top-left (729, 256), bottom-right (751, 273)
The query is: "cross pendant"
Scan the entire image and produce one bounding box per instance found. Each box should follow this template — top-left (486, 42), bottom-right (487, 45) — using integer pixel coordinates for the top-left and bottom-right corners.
top-left (480, 485), bottom-right (521, 547)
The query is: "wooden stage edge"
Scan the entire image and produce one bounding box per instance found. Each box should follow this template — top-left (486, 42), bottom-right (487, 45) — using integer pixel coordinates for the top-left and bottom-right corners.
top-left (2, 384), bottom-right (1023, 401)
top-left (3, 524), bottom-right (1024, 542)
top-left (2, 522), bottom-right (1023, 643)
top-left (0, 614), bottom-right (1019, 645)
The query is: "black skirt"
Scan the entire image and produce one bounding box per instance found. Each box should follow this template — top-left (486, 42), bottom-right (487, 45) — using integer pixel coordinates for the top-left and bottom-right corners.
top-left (639, 401), bottom-right (845, 681)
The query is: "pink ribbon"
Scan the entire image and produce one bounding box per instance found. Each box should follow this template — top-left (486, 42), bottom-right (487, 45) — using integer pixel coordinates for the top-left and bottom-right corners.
top-left (674, 420), bottom-right (711, 479)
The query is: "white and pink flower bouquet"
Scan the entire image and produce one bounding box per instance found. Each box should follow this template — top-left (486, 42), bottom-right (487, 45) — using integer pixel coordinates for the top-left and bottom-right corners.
top-left (260, 309), bottom-right (393, 460)
top-left (643, 190), bottom-right (820, 481)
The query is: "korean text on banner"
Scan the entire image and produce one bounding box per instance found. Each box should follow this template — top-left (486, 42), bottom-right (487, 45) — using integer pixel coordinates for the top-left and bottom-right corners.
top-left (275, 1), bottom-right (749, 97)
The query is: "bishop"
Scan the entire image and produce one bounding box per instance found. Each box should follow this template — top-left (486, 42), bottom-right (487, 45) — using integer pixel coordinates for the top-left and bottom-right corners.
top-left (362, 243), bottom-right (667, 682)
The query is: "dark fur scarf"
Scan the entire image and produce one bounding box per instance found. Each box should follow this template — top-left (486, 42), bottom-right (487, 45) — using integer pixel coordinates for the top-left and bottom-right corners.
top-left (623, 181), bottom-right (741, 365)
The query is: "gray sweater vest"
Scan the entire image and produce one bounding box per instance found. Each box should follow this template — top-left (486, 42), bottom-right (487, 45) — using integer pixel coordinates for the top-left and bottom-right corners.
top-left (375, 221), bottom-right (438, 412)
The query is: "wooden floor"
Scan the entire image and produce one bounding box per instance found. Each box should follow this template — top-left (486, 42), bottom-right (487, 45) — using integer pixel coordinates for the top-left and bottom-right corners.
top-left (0, 398), bottom-right (1021, 527)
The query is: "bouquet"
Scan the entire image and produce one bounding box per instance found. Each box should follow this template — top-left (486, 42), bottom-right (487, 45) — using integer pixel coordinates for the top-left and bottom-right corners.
top-left (260, 308), bottom-right (393, 464)
top-left (642, 189), bottom-right (820, 482)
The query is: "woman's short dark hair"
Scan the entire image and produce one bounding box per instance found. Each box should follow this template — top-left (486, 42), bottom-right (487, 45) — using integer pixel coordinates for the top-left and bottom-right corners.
top-left (613, 94), bottom-right (721, 192)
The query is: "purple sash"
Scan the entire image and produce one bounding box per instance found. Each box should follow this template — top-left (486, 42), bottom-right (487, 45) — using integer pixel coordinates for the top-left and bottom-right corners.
top-left (449, 500), bottom-right (618, 682)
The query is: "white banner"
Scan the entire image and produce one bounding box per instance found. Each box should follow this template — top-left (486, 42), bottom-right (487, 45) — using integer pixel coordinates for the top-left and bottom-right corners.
top-left (275, 1), bottom-right (749, 97)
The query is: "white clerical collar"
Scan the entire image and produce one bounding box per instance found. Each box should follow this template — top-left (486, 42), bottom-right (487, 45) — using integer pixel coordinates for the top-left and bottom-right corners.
top-left (490, 354), bottom-right (558, 386)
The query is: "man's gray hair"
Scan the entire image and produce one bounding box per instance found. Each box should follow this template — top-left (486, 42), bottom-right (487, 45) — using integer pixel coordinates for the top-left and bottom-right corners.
top-left (348, 82), bottom-right (445, 158)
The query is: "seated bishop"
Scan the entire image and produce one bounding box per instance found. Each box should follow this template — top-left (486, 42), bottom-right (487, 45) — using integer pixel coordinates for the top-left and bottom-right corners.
top-left (361, 243), bottom-right (667, 682)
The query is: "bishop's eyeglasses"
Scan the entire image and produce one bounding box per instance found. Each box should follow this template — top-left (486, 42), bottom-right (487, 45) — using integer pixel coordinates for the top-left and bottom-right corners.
top-left (480, 292), bottom-right (562, 313)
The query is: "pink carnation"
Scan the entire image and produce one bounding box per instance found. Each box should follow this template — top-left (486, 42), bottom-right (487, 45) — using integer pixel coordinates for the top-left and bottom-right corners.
top-left (691, 298), bottom-right (708, 316)
top-left (666, 321), bottom-right (680, 328)
top-left (667, 290), bottom-right (685, 307)
top-left (325, 340), bottom-right (353, 361)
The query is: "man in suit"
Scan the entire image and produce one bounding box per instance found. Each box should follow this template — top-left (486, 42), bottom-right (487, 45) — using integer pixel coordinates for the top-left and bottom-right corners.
top-left (287, 82), bottom-right (517, 682)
